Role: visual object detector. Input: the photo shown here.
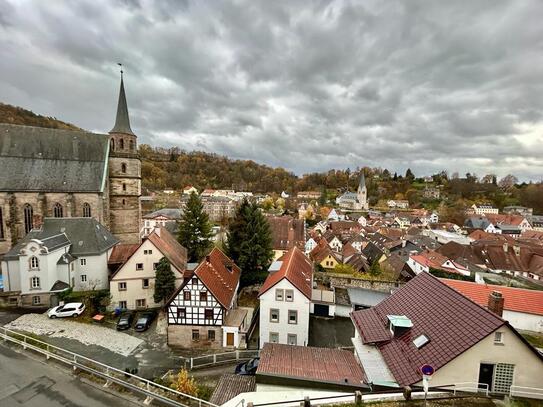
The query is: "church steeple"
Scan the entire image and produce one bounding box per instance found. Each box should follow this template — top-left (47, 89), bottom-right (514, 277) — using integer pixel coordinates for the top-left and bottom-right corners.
top-left (358, 172), bottom-right (366, 191)
top-left (110, 69), bottom-right (134, 135)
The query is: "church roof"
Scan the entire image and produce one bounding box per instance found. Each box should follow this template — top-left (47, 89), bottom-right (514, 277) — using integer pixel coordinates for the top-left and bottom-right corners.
top-left (0, 124), bottom-right (109, 192)
top-left (109, 76), bottom-right (134, 135)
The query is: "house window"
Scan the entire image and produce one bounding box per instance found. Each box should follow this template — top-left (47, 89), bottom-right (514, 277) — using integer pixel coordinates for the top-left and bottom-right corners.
top-left (32, 296), bottom-right (41, 305)
top-left (287, 334), bottom-right (297, 345)
top-left (269, 332), bottom-right (279, 343)
top-left (118, 282), bottom-right (127, 291)
top-left (177, 308), bottom-right (186, 319)
top-left (30, 276), bottom-right (40, 289)
top-left (270, 309), bottom-right (279, 323)
top-left (285, 289), bottom-right (294, 302)
top-left (136, 263), bottom-right (144, 270)
top-left (288, 310), bottom-right (298, 324)
top-left (153, 262), bottom-right (159, 270)
top-left (29, 256), bottom-right (39, 270)
top-left (494, 332), bottom-right (504, 344)
top-left (275, 289), bottom-right (284, 301)
top-left (80, 275), bottom-right (87, 283)
top-left (192, 329), bottom-right (200, 341)
top-left (204, 309), bottom-right (213, 320)
top-left (136, 299), bottom-right (146, 308)
top-left (121, 163), bottom-right (127, 173)
top-left (142, 278), bottom-right (149, 288)
top-left (183, 291), bottom-right (191, 301)
top-left (208, 330), bottom-right (215, 341)
top-left (200, 292), bottom-right (208, 302)
top-left (53, 202), bottom-right (63, 218)
top-left (0, 207), bottom-right (4, 239)
top-left (24, 204), bottom-right (33, 234)
top-left (119, 301), bottom-right (127, 309)
top-left (191, 277), bottom-right (198, 285)
top-left (82, 203), bottom-right (91, 217)
top-left (80, 258), bottom-right (86, 266)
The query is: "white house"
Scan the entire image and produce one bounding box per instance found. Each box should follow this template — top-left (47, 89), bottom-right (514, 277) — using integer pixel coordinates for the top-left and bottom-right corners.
top-left (357, 216), bottom-right (367, 226)
top-left (183, 185), bottom-right (198, 195)
top-left (304, 238), bottom-right (318, 255)
top-left (1, 218), bottom-right (118, 307)
top-left (406, 251), bottom-right (470, 277)
top-left (258, 247), bottom-right (313, 348)
top-left (471, 204), bottom-right (499, 215)
top-left (141, 208), bottom-right (182, 238)
top-left (387, 200), bottom-right (409, 209)
top-left (109, 228), bottom-right (187, 310)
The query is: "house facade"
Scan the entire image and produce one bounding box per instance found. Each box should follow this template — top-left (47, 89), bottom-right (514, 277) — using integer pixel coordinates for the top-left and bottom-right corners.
top-left (141, 208), bottom-right (182, 238)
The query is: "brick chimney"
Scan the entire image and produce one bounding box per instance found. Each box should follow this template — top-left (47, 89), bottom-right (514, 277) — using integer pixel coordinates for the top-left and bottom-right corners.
top-left (488, 291), bottom-right (504, 317)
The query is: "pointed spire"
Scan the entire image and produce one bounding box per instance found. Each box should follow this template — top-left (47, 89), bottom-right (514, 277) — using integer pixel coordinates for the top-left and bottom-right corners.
top-left (359, 172), bottom-right (366, 190)
top-left (110, 66), bottom-right (135, 135)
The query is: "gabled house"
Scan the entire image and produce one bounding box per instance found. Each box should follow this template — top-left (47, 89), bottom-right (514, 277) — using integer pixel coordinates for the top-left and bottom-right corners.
top-left (322, 231), bottom-right (343, 252)
top-left (109, 227), bottom-right (187, 310)
top-left (166, 248), bottom-right (244, 348)
top-left (350, 272), bottom-right (543, 393)
top-left (406, 250), bottom-right (470, 277)
top-left (304, 237), bottom-right (318, 255)
top-left (141, 208), bottom-right (182, 238)
top-left (258, 247), bottom-right (313, 348)
top-left (266, 215), bottom-right (305, 260)
top-left (310, 239), bottom-right (340, 270)
top-left (183, 185), bottom-right (198, 195)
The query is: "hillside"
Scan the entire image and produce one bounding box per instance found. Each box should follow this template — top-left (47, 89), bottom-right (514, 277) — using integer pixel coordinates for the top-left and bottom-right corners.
top-left (0, 102), bottom-right (81, 130)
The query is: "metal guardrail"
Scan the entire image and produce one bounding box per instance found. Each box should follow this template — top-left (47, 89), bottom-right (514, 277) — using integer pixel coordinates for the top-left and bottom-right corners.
top-left (510, 385), bottom-right (543, 400)
top-left (0, 327), bottom-right (218, 407)
top-left (451, 382), bottom-right (489, 396)
top-left (181, 349), bottom-right (260, 370)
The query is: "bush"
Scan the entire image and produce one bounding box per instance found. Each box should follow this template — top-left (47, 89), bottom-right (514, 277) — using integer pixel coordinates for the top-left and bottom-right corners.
top-left (429, 268), bottom-right (475, 282)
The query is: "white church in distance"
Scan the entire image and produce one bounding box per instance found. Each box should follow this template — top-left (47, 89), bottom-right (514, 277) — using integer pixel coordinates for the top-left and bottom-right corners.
top-left (335, 173), bottom-right (369, 210)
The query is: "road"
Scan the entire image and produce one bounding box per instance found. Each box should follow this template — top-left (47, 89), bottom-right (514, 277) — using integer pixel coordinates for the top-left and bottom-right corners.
top-left (0, 344), bottom-right (138, 407)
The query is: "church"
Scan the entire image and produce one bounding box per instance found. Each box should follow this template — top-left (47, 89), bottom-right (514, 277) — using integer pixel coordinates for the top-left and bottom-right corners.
top-left (335, 172), bottom-right (369, 210)
top-left (0, 74), bottom-right (142, 260)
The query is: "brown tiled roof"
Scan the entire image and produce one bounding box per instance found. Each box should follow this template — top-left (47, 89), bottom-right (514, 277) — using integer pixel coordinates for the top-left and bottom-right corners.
top-left (310, 240), bottom-right (339, 264)
top-left (108, 243), bottom-right (139, 265)
top-left (329, 221), bottom-right (362, 234)
top-left (258, 343), bottom-right (366, 386)
top-left (147, 228), bottom-right (188, 273)
top-left (350, 272), bottom-right (506, 386)
top-left (259, 247), bottom-right (313, 299)
top-left (342, 242), bottom-right (358, 258)
top-left (266, 215), bottom-right (305, 251)
top-left (210, 374), bottom-right (255, 406)
top-left (485, 213), bottom-right (526, 226)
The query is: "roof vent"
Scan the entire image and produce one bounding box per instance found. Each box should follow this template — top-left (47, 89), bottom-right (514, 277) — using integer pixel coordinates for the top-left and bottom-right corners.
top-left (413, 334), bottom-right (430, 349)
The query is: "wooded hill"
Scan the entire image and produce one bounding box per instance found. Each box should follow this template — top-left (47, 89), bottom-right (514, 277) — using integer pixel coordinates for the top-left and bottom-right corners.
top-left (0, 102), bottom-right (80, 130)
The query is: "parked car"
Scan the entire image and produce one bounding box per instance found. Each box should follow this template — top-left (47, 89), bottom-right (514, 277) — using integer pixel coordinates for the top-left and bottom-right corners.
top-left (235, 357), bottom-right (259, 375)
top-left (134, 310), bottom-right (157, 332)
top-left (116, 311), bottom-right (135, 330)
top-left (48, 303), bottom-right (85, 318)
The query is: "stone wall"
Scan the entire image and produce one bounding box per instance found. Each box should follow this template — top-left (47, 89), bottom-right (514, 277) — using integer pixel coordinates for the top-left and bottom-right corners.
top-left (167, 325), bottom-right (223, 349)
top-left (316, 272), bottom-right (404, 293)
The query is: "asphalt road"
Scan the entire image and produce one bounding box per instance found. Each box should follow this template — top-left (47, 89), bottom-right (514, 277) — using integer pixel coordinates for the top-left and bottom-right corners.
top-left (0, 344), bottom-right (138, 407)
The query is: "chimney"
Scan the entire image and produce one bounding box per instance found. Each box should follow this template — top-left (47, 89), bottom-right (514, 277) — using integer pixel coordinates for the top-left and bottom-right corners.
top-left (488, 291), bottom-right (504, 317)
top-left (205, 255), bottom-right (211, 263)
top-left (502, 243), bottom-right (508, 253)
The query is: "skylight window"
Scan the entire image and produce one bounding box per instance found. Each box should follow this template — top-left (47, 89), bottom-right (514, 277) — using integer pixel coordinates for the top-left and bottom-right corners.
top-left (413, 334), bottom-right (430, 349)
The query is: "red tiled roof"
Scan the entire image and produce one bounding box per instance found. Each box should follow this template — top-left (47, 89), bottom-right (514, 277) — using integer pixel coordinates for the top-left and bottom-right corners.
top-left (350, 272), bottom-right (505, 386)
top-left (147, 228), bottom-right (187, 273)
top-left (258, 247), bottom-right (313, 299)
top-left (410, 251), bottom-right (448, 269)
top-left (194, 247), bottom-right (241, 309)
top-left (266, 215), bottom-right (305, 251)
top-left (108, 243), bottom-right (139, 265)
top-left (441, 279), bottom-right (543, 316)
top-left (258, 343), bottom-right (366, 386)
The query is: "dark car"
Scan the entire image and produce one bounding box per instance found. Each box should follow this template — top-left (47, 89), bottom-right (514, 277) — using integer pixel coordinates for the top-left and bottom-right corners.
top-left (235, 357), bottom-right (259, 375)
top-left (134, 310), bottom-right (157, 332)
top-left (116, 311), bottom-right (135, 330)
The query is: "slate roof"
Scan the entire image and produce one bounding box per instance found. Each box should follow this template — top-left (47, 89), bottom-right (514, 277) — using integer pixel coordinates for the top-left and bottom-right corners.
top-left (258, 343), bottom-right (367, 387)
top-left (350, 272), bottom-right (506, 386)
top-left (109, 76), bottom-right (134, 135)
top-left (0, 124), bottom-right (109, 192)
top-left (259, 247), bottom-right (313, 300)
top-left (209, 374), bottom-right (256, 406)
top-left (143, 208), bottom-right (183, 220)
top-left (4, 217), bottom-right (119, 260)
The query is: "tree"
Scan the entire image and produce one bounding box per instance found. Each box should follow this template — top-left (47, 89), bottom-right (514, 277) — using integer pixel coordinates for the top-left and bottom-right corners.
top-left (153, 257), bottom-right (176, 304)
top-left (405, 168), bottom-right (415, 181)
top-left (369, 259), bottom-right (381, 277)
top-left (498, 174), bottom-right (518, 190)
top-left (318, 187), bottom-right (327, 206)
top-left (226, 200), bottom-right (274, 287)
top-left (169, 369), bottom-right (199, 396)
top-left (177, 192), bottom-right (213, 262)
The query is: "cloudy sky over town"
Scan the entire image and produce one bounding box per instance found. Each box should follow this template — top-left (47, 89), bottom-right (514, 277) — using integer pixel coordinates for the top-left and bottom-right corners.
top-left (1, 0), bottom-right (542, 180)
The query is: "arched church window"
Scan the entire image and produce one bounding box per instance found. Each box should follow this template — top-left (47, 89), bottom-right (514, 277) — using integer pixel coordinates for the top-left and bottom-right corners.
top-left (53, 203), bottom-right (63, 218)
top-left (121, 163), bottom-right (127, 173)
top-left (24, 204), bottom-right (33, 234)
top-left (110, 138), bottom-right (115, 151)
top-left (83, 203), bottom-right (91, 217)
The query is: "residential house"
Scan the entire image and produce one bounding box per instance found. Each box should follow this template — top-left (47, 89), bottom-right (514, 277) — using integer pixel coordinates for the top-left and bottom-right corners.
top-left (166, 248), bottom-right (245, 348)
top-left (529, 215), bottom-right (543, 232)
top-left (387, 200), bottom-right (409, 209)
top-left (183, 186), bottom-right (198, 195)
top-left (304, 237), bottom-right (318, 255)
top-left (422, 229), bottom-right (472, 245)
top-left (297, 191), bottom-right (321, 200)
top-left (504, 206), bottom-right (533, 217)
top-left (485, 213), bottom-right (532, 233)
top-left (1, 218), bottom-right (118, 307)
top-left (266, 216), bottom-right (305, 260)
top-left (109, 228), bottom-right (187, 310)
top-left (465, 216), bottom-right (500, 234)
top-left (310, 239), bottom-right (340, 270)
top-left (258, 247), bottom-right (313, 348)
top-left (322, 231), bottom-right (343, 252)
top-left (141, 208), bottom-right (182, 238)
top-left (350, 272), bottom-right (543, 393)
top-left (406, 250), bottom-right (470, 276)
top-left (182, 195), bottom-right (237, 222)
top-left (471, 204), bottom-right (499, 215)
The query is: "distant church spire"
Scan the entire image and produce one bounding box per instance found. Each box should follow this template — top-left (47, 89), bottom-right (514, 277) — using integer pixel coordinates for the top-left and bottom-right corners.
top-left (110, 64), bottom-right (135, 135)
top-left (358, 172), bottom-right (366, 190)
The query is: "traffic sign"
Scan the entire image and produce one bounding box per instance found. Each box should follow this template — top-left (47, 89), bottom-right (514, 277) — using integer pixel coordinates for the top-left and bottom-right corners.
top-left (420, 364), bottom-right (435, 376)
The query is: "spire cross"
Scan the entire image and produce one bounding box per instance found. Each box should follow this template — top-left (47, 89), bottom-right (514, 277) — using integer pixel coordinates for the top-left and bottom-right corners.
top-left (117, 62), bottom-right (123, 78)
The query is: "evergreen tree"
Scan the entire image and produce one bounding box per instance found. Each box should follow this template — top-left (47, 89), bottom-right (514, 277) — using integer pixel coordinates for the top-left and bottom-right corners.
top-left (153, 257), bottom-right (176, 304)
top-left (369, 259), bottom-right (381, 277)
top-left (177, 192), bottom-right (213, 262)
top-left (405, 168), bottom-right (415, 181)
top-left (226, 200), bottom-right (274, 287)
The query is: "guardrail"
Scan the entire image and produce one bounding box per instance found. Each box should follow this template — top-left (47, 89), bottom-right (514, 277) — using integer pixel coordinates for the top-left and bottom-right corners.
top-left (180, 349), bottom-right (260, 370)
top-left (451, 382), bottom-right (489, 396)
top-left (0, 327), bottom-right (218, 407)
top-left (510, 385), bottom-right (543, 400)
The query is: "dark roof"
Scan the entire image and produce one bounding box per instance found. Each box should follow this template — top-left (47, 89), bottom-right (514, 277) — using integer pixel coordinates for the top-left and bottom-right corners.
top-left (50, 280), bottom-right (70, 291)
top-left (40, 233), bottom-right (71, 252)
top-left (143, 208), bottom-right (182, 220)
top-left (258, 343), bottom-right (366, 387)
top-left (4, 217), bottom-right (119, 260)
top-left (0, 124), bottom-right (109, 192)
top-left (109, 76), bottom-right (134, 135)
top-left (57, 252), bottom-right (76, 265)
top-left (210, 374), bottom-right (255, 406)
top-left (350, 272), bottom-right (505, 386)
top-left (362, 242), bottom-right (385, 264)
top-left (266, 215), bottom-right (305, 251)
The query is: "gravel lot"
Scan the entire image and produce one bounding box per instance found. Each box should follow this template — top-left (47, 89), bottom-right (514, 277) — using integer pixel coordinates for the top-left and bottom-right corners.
top-left (4, 313), bottom-right (143, 357)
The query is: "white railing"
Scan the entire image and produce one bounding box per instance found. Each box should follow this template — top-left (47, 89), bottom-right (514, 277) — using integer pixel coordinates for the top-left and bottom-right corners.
top-left (181, 349), bottom-right (260, 370)
top-left (452, 382), bottom-right (489, 396)
top-left (510, 385), bottom-right (543, 400)
top-left (0, 327), bottom-right (218, 407)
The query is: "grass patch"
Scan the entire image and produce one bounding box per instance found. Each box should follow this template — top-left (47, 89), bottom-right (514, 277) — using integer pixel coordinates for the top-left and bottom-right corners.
top-left (521, 331), bottom-right (543, 348)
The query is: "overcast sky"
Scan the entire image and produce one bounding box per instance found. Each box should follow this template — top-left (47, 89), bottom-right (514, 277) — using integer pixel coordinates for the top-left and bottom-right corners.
top-left (1, 1), bottom-right (542, 180)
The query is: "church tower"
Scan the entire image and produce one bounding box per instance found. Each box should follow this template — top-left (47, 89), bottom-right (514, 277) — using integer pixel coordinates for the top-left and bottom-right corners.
top-left (108, 71), bottom-right (141, 244)
top-left (357, 172), bottom-right (369, 210)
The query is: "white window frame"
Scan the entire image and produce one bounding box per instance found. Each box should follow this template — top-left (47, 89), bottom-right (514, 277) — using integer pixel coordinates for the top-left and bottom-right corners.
top-left (80, 258), bottom-right (87, 266)
top-left (270, 308), bottom-right (280, 323)
top-left (269, 332), bottom-right (279, 343)
top-left (136, 263), bottom-right (144, 270)
top-left (142, 278), bottom-right (150, 289)
top-left (494, 331), bottom-right (504, 344)
top-left (136, 299), bottom-right (146, 308)
top-left (287, 333), bottom-right (297, 345)
top-left (30, 256), bottom-right (39, 270)
top-left (32, 295), bottom-right (41, 305)
top-left (80, 275), bottom-right (87, 283)
top-left (30, 276), bottom-right (40, 289)
top-left (275, 289), bottom-right (284, 301)
top-left (288, 310), bottom-right (298, 325)
top-left (118, 282), bottom-right (127, 291)
top-left (285, 289), bottom-right (294, 302)
top-left (119, 301), bottom-right (127, 309)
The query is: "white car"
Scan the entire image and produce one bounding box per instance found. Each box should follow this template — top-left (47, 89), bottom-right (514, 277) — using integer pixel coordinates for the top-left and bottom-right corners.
top-left (48, 303), bottom-right (86, 318)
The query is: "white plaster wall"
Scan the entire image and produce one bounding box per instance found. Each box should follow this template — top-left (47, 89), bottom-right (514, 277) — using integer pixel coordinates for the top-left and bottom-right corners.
top-left (74, 252), bottom-right (109, 291)
top-left (503, 310), bottom-right (543, 333)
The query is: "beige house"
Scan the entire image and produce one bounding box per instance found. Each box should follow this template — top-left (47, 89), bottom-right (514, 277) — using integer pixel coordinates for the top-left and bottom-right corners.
top-left (109, 228), bottom-right (187, 310)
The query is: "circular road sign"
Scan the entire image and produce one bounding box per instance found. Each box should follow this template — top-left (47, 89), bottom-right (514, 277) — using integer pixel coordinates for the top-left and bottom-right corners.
top-left (420, 364), bottom-right (435, 376)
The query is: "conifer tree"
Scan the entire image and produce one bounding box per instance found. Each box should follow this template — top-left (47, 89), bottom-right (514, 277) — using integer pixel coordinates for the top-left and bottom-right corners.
top-left (369, 259), bottom-right (381, 277)
top-left (153, 257), bottom-right (176, 304)
top-left (177, 192), bottom-right (213, 262)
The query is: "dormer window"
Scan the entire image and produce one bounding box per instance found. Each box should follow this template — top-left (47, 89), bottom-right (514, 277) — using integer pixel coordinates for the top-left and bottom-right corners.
top-left (30, 256), bottom-right (39, 270)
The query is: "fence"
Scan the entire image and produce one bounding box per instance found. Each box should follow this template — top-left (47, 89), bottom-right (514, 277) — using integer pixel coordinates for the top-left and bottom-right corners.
top-left (450, 382), bottom-right (489, 396)
top-left (0, 327), bottom-right (218, 407)
top-left (510, 385), bottom-right (543, 400)
top-left (180, 349), bottom-right (260, 370)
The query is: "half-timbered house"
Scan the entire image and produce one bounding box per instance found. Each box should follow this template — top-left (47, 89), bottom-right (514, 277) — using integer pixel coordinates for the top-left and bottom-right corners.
top-left (166, 248), bottom-right (245, 348)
